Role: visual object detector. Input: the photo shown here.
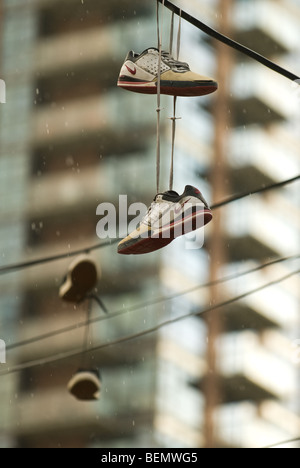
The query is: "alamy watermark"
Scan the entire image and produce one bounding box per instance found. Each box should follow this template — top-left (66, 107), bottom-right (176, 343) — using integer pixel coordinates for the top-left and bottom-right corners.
top-left (0, 79), bottom-right (6, 104)
top-left (96, 195), bottom-right (207, 249)
top-left (0, 339), bottom-right (6, 364)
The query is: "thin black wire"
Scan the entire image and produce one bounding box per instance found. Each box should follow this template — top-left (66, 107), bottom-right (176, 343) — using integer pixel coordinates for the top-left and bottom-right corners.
top-left (0, 239), bottom-right (119, 276)
top-left (263, 437), bottom-right (300, 449)
top-left (157, 0), bottom-right (300, 82)
top-left (0, 0), bottom-right (298, 419)
top-left (0, 176), bottom-right (298, 277)
top-left (211, 175), bottom-right (300, 210)
top-left (5, 254), bottom-right (300, 352)
top-left (1, 268), bottom-right (298, 376)
top-left (81, 298), bottom-right (93, 369)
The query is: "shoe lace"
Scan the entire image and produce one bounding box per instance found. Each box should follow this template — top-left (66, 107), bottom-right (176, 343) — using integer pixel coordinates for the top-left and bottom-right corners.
top-left (161, 51), bottom-right (190, 72)
top-left (144, 199), bottom-right (176, 229)
top-left (144, 201), bottom-right (159, 223)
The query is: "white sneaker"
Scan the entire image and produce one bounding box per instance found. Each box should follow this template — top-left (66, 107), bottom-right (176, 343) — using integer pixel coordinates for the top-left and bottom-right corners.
top-left (118, 185), bottom-right (213, 255)
top-left (117, 48), bottom-right (218, 97)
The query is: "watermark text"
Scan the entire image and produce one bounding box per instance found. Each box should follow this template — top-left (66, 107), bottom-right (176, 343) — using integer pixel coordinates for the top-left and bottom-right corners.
top-left (96, 195), bottom-right (208, 250)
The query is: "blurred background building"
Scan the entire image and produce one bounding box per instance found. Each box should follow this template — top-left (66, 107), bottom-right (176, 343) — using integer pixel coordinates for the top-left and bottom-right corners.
top-left (0, 0), bottom-right (299, 449)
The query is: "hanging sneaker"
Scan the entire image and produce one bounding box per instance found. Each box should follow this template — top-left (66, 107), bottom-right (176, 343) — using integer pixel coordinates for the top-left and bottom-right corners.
top-left (67, 369), bottom-right (101, 401)
top-left (59, 255), bottom-right (98, 304)
top-left (117, 48), bottom-right (218, 97)
top-left (118, 185), bottom-right (212, 255)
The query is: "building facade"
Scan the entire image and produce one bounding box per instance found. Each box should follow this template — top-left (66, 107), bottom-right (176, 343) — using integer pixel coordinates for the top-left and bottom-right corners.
top-left (0, 0), bottom-right (299, 448)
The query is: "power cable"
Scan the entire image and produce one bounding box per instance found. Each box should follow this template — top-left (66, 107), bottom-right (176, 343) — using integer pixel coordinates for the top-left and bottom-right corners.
top-left (0, 176), bottom-right (298, 276)
top-left (1, 268), bottom-right (299, 376)
top-left (0, 1), bottom-right (298, 441)
top-left (211, 175), bottom-right (300, 210)
top-left (0, 239), bottom-right (118, 276)
top-left (5, 253), bottom-right (300, 352)
top-left (156, 0), bottom-right (300, 82)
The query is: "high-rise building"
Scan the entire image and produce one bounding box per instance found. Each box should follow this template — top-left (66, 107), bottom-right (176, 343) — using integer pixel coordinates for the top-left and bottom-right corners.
top-left (0, 0), bottom-right (299, 449)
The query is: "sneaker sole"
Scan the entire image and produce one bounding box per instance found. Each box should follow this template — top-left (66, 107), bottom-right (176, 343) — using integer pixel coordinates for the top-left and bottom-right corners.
top-left (118, 237), bottom-right (173, 255)
top-left (117, 79), bottom-right (218, 97)
top-left (118, 209), bottom-right (212, 255)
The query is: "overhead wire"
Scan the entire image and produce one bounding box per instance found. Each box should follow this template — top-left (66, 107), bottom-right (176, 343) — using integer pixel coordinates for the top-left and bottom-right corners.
top-left (0, 0), bottom-right (298, 377)
top-left (80, 298), bottom-right (94, 369)
top-left (0, 239), bottom-right (119, 276)
top-left (0, 1), bottom-right (298, 449)
top-left (211, 175), bottom-right (300, 210)
top-left (0, 0), bottom-right (298, 279)
top-left (5, 253), bottom-right (300, 352)
top-left (156, 0), bottom-right (300, 82)
top-left (0, 267), bottom-right (299, 376)
top-left (0, 175), bottom-right (298, 276)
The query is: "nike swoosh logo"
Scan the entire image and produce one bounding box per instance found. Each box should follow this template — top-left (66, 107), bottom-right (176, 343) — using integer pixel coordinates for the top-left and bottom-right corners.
top-left (125, 64), bottom-right (137, 75)
top-left (174, 198), bottom-right (191, 214)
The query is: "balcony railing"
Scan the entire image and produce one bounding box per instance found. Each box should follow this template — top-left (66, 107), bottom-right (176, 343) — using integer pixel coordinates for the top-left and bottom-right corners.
top-left (220, 330), bottom-right (297, 400)
top-left (216, 400), bottom-right (300, 448)
top-left (234, 0), bottom-right (300, 56)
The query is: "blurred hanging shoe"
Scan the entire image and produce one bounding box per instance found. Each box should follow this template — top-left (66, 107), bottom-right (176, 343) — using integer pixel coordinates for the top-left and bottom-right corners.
top-left (59, 255), bottom-right (98, 304)
top-left (117, 48), bottom-right (218, 97)
top-left (68, 369), bottom-right (101, 401)
top-left (118, 185), bottom-right (212, 255)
